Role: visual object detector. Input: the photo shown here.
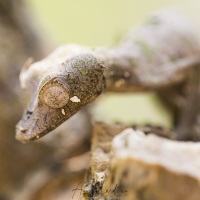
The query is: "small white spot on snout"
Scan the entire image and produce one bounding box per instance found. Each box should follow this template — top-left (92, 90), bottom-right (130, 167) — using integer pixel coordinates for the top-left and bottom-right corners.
top-left (70, 96), bottom-right (81, 103)
top-left (61, 108), bottom-right (65, 115)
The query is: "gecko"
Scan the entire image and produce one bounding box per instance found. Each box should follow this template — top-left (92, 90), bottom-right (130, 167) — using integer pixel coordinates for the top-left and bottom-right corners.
top-left (16, 11), bottom-right (200, 143)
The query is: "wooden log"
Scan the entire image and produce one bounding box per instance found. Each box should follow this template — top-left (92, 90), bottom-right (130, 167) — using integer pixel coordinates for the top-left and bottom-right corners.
top-left (84, 122), bottom-right (200, 200)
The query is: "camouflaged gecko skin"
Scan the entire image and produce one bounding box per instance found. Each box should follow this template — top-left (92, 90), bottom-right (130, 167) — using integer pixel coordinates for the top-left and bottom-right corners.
top-left (16, 54), bottom-right (105, 142)
top-left (16, 11), bottom-right (200, 143)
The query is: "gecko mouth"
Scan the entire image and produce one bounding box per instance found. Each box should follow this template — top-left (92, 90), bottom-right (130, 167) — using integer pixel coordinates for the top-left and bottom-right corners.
top-left (15, 119), bottom-right (47, 143)
top-left (15, 126), bottom-right (49, 143)
top-left (16, 126), bottom-right (36, 143)
top-left (15, 102), bottom-right (58, 143)
top-left (15, 98), bottom-right (79, 143)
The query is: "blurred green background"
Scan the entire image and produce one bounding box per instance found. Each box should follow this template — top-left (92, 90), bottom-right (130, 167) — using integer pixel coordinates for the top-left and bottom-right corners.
top-left (27, 0), bottom-right (200, 127)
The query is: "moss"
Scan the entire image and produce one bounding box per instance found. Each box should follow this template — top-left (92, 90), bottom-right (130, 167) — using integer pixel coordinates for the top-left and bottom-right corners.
top-left (73, 59), bottom-right (86, 68)
top-left (168, 56), bottom-right (176, 63)
top-left (72, 62), bottom-right (79, 68)
top-left (68, 74), bottom-right (75, 83)
top-left (81, 68), bottom-right (89, 75)
top-left (131, 59), bottom-right (138, 67)
top-left (135, 40), bottom-right (154, 61)
top-left (41, 75), bottom-right (51, 85)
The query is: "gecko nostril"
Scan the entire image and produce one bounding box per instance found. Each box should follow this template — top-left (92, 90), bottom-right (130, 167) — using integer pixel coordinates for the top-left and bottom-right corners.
top-left (26, 111), bottom-right (33, 115)
top-left (21, 130), bottom-right (27, 134)
top-left (25, 110), bottom-right (33, 120)
top-left (17, 126), bottom-right (28, 134)
top-left (15, 126), bottom-right (30, 143)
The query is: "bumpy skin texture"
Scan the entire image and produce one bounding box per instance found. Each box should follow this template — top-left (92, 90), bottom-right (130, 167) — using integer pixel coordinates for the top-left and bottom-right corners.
top-left (16, 54), bottom-right (105, 142)
top-left (16, 11), bottom-right (200, 142)
top-left (99, 12), bottom-right (200, 92)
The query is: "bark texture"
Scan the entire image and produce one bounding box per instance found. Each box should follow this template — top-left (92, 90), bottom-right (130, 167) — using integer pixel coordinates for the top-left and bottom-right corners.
top-left (84, 123), bottom-right (200, 200)
top-left (106, 129), bottom-right (200, 200)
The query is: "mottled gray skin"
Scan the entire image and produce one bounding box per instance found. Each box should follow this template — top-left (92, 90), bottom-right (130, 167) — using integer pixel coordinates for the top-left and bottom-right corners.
top-left (16, 11), bottom-right (200, 143)
top-left (16, 54), bottom-right (105, 142)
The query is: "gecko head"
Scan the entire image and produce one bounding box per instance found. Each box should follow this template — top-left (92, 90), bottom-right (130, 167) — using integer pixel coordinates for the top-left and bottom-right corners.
top-left (16, 53), bottom-right (105, 143)
top-left (16, 76), bottom-right (71, 143)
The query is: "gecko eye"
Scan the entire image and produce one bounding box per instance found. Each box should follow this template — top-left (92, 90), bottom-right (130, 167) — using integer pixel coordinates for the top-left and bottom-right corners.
top-left (39, 79), bottom-right (70, 109)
